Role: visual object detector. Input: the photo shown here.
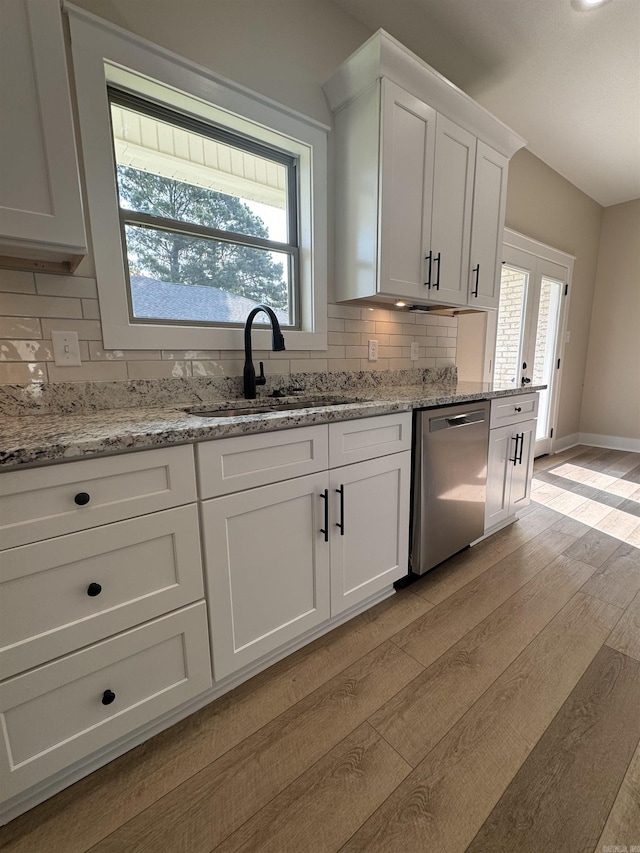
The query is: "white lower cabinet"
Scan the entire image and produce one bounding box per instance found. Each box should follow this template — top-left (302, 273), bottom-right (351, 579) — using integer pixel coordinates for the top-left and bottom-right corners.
top-left (200, 472), bottom-right (331, 680)
top-left (329, 453), bottom-right (410, 616)
top-left (197, 413), bottom-right (412, 679)
top-left (485, 396), bottom-right (538, 532)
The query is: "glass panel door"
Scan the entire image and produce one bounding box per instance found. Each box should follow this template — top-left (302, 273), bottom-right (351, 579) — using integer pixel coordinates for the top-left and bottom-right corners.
top-left (493, 265), bottom-right (527, 388)
top-left (532, 276), bottom-right (563, 445)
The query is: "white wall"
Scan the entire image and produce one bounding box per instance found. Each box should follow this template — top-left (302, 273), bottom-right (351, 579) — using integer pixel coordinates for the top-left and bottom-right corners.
top-left (580, 199), bottom-right (640, 443)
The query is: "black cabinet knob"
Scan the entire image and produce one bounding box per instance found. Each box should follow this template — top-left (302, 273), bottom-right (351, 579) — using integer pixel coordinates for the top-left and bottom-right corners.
top-left (74, 492), bottom-right (91, 506)
top-left (87, 582), bottom-right (102, 597)
top-left (515, 406), bottom-right (522, 412)
top-left (101, 689), bottom-right (116, 706)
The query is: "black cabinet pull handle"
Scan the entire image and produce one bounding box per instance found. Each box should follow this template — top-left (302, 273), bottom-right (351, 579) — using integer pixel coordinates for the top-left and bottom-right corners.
top-left (74, 492), bottom-right (91, 506)
top-left (101, 689), bottom-right (116, 706)
top-left (424, 252), bottom-right (433, 288)
top-left (515, 406), bottom-right (522, 413)
top-left (517, 432), bottom-right (524, 465)
top-left (471, 264), bottom-right (480, 298)
top-left (336, 485), bottom-right (345, 536)
top-left (510, 434), bottom-right (519, 465)
top-left (433, 252), bottom-right (441, 290)
top-left (87, 582), bottom-right (102, 597)
top-left (320, 489), bottom-right (329, 542)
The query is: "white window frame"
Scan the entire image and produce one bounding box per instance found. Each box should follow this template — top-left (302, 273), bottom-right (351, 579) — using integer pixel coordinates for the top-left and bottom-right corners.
top-left (66, 4), bottom-right (328, 351)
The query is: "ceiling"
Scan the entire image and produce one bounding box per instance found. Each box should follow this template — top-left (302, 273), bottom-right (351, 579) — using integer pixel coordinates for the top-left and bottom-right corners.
top-left (332, 0), bottom-right (640, 207)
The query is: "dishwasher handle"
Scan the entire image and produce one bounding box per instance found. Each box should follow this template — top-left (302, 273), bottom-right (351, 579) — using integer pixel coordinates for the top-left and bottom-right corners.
top-left (429, 409), bottom-right (487, 432)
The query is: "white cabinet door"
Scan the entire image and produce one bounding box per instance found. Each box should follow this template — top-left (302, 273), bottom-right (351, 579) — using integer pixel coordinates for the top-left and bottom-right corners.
top-left (468, 141), bottom-right (509, 310)
top-left (509, 420), bottom-right (536, 512)
top-left (0, 0), bottom-right (86, 269)
top-left (378, 79), bottom-right (436, 301)
top-left (426, 115), bottom-right (476, 306)
top-left (201, 473), bottom-right (330, 679)
top-left (485, 424), bottom-right (514, 531)
top-left (329, 452), bottom-right (410, 616)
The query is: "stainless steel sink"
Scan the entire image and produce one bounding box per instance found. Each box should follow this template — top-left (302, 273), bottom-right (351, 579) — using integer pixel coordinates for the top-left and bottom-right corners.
top-left (183, 399), bottom-right (354, 418)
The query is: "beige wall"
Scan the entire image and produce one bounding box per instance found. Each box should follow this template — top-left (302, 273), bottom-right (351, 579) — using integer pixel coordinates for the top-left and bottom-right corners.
top-left (504, 149), bottom-right (603, 440)
top-left (580, 199), bottom-right (640, 441)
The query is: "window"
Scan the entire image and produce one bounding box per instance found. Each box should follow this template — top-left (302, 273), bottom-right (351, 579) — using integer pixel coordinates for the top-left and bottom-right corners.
top-left (110, 92), bottom-right (299, 329)
top-left (67, 7), bottom-right (328, 350)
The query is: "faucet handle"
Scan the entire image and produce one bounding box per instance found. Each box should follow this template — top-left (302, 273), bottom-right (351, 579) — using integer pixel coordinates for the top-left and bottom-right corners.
top-left (256, 361), bottom-right (266, 386)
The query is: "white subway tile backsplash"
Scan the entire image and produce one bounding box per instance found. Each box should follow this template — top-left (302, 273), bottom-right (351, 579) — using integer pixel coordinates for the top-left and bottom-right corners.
top-left (0, 270), bottom-right (36, 294)
top-left (35, 275), bottom-right (98, 299)
top-left (0, 270), bottom-right (458, 384)
top-left (2, 293), bottom-right (82, 319)
top-left (0, 340), bottom-right (53, 361)
top-left (0, 317), bottom-right (42, 339)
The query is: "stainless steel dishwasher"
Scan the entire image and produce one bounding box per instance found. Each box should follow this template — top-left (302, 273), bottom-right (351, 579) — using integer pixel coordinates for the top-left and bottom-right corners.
top-left (411, 400), bottom-right (490, 575)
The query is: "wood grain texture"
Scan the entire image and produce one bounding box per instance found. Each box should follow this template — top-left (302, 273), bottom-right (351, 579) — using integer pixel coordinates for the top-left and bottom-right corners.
top-left (467, 646), bottom-right (640, 853)
top-left (342, 593), bottom-right (622, 853)
top-left (214, 723), bottom-right (410, 853)
top-left (597, 739), bottom-right (640, 851)
top-left (409, 504), bottom-right (563, 605)
top-left (564, 527), bottom-right (624, 567)
top-left (606, 589), bottom-right (640, 661)
top-left (391, 528), bottom-right (579, 668)
top-left (582, 543), bottom-right (640, 609)
top-left (0, 588), bottom-right (429, 853)
top-left (87, 641), bottom-right (423, 852)
top-left (370, 554), bottom-right (597, 766)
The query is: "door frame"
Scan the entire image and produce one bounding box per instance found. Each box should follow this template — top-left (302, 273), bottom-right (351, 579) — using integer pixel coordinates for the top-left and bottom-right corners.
top-left (486, 229), bottom-right (575, 457)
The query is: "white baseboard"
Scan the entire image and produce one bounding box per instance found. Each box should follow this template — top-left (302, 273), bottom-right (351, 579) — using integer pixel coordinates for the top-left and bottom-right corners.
top-left (551, 432), bottom-right (640, 454)
top-left (577, 433), bottom-right (640, 453)
top-left (552, 433), bottom-right (580, 453)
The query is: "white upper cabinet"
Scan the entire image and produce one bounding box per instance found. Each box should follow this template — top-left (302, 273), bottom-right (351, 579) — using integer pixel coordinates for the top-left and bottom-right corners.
top-left (0, 0), bottom-right (87, 272)
top-left (324, 30), bottom-right (525, 310)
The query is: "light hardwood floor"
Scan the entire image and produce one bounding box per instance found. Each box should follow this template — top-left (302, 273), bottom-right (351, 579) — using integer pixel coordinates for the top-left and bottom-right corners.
top-left (1, 445), bottom-right (639, 853)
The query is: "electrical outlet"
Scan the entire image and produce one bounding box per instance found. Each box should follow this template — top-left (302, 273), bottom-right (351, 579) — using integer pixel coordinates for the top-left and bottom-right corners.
top-left (52, 331), bottom-right (82, 366)
top-left (368, 339), bottom-right (378, 362)
top-left (410, 341), bottom-right (419, 361)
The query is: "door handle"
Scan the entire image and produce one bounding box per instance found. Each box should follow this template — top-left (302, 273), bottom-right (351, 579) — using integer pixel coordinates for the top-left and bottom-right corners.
top-left (424, 252), bottom-right (433, 288)
top-left (471, 264), bottom-right (479, 298)
top-left (320, 489), bottom-right (329, 542)
top-left (521, 376), bottom-right (531, 385)
top-left (336, 485), bottom-right (345, 535)
top-left (433, 252), bottom-right (441, 290)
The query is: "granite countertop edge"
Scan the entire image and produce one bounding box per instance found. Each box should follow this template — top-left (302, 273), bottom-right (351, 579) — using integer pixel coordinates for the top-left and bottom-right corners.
top-left (0, 383), bottom-right (545, 470)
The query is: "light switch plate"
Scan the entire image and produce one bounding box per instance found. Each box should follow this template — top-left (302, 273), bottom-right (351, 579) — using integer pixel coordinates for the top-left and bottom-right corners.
top-left (368, 339), bottom-right (378, 362)
top-left (52, 331), bottom-right (82, 366)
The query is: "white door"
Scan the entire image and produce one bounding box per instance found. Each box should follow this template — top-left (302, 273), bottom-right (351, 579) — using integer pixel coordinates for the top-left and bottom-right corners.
top-left (329, 453), bottom-right (410, 616)
top-left (378, 79), bottom-right (436, 300)
top-left (492, 232), bottom-right (574, 456)
top-left (200, 472), bottom-right (330, 679)
top-left (468, 142), bottom-right (509, 310)
top-left (426, 115), bottom-right (476, 306)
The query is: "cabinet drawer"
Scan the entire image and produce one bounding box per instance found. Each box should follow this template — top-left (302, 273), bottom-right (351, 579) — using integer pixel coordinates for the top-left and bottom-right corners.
top-left (0, 445), bottom-right (197, 550)
top-left (490, 393), bottom-right (538, 428)
top-left (329, 412), bottom-right (412, 467)
top-left (0, 602), bottom-right (212, 798)
top-left (0, 505), bottom-right (204, 678)
top-left (196, 425), bottom-right (328, 498)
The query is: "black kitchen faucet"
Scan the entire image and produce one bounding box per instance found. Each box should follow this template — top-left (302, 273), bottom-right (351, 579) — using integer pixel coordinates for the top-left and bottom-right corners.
top-left (243, 304), bottom-right (286, 399)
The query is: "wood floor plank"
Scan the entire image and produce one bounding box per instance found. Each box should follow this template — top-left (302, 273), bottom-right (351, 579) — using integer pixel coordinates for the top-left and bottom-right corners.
top-left (87, 641), bottom-right (423, 853)
top-left (606, 589), bottom-right (640, 661)
top-left (0, 588), bottom-right (430, 853)
top-left (214, 723), bottom-right (411, 853)
top-left (341, 593), bottom-right (622, 853)
top-left (597, 739), bottom-right (640, 851)
top-left (391, 528), bottom-right (579, 669)
top-left (603, 451), bottom-right (640, 477)
top-left (582, 542), bottom-right (640, 609)
top-left (409, 504), bottom-right (563, 605)
top-left (467, 646), bottom-right (640, 853)
top-left (564, 527), bottom-right (622, 567)
top-left (369, 554), bottom-right (597, 767)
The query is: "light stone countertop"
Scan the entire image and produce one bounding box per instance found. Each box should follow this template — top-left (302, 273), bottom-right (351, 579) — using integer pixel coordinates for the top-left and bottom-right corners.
top-left (0, 380), bottom-right (545, 470)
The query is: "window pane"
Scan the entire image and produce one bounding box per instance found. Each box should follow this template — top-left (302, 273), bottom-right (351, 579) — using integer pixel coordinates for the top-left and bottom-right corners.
top-left (493, 266), bottom-right (527, 386)
top-left (111, 103), bottom-right (289, 243)
top-left (533, 277), bottom-right (562, 441)
top-left (125, 224), bottom-right (292, 326)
